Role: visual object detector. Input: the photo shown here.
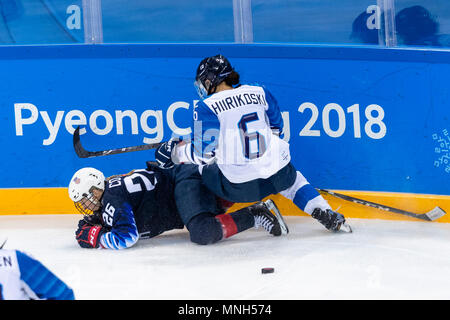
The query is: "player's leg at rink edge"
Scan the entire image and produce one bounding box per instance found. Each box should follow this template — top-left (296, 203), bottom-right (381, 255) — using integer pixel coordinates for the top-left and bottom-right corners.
top-left (280, 171), bottom-right (351, 232)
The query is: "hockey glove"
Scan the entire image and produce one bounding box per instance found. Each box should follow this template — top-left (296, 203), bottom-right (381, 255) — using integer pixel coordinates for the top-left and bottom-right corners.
top-left (75, 219), bottom-right (105, 248)
top-left (155, 138), bottom-right (178, 169)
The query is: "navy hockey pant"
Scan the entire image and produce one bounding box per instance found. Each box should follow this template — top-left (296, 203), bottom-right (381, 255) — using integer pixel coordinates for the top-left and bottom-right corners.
top-left (200, 162), bottom-right (331, 215)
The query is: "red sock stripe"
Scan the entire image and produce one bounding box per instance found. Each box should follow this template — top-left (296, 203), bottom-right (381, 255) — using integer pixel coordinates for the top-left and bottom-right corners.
top-left (215, 214), bottom-right (238, 238)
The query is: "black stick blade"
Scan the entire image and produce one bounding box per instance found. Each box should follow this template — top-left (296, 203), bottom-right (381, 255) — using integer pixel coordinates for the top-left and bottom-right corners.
top-left (73, 126), bottom-right (90, 158)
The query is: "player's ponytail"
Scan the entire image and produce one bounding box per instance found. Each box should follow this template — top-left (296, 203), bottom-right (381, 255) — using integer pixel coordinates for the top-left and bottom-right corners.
top-left (225, 70), bottom-right (240, 87)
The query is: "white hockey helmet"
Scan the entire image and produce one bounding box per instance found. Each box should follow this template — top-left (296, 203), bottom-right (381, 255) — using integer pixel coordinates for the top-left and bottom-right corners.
top-left (68, 167), bottom-right (105, 215)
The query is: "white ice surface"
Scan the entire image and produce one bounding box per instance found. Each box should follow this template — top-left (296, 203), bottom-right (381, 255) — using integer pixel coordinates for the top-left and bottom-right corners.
top-left (0, 214), bottom-right (449, 300)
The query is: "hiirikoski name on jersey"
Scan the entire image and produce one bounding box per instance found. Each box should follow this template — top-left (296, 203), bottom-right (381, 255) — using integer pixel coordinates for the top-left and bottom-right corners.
top-left (209, 93), bottom-right (267, 115)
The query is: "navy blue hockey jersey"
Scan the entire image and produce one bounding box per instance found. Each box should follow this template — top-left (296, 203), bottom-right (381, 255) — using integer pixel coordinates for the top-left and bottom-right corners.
top-left (97, 168), bottom-right (184, 249)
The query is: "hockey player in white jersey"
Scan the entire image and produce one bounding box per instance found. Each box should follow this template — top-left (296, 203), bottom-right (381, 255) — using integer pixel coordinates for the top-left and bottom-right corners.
top-left (155, 54), bottom-right (351, 233)
top-left (0, 241), bottom-right (75, 300)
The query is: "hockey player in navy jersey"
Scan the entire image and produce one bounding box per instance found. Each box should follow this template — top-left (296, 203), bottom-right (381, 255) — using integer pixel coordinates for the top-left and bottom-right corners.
top-left (68, 163), bottom-right (288, 250)
top-left (155, 54), bottom-right (351, 233)
top-left (0, 241), bottom-right (75, 300)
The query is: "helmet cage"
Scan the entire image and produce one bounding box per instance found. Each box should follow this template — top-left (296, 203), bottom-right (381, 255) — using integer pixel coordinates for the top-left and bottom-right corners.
top-left (74, 187), bottom-right (101, 216)
top-left (194, 79), bottom-right (209, 100)
top-left (68, 167), bottom-right (105, 215)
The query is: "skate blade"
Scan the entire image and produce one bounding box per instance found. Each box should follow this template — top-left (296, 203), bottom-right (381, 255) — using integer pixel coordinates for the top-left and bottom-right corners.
top-left (339, 222), bottom-right (353, 233)
top-left (264, 199), bottom-right (289, 235)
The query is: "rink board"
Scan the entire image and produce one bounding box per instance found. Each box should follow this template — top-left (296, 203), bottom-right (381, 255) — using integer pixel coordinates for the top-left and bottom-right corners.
top-left (1, 188), bottom-right (448, 223)
top-left (0, 43), bottom-right (449, 221)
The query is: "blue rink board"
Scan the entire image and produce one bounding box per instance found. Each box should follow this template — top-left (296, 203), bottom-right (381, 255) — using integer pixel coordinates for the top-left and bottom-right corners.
top-left (3, 43), bottom-right (450, 195)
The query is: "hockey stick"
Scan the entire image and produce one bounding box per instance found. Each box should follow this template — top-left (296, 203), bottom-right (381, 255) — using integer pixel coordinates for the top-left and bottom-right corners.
top-left (73, 126), bottom-right (162, 158)
top-left (0, 238), bottom-right (7, 249)
top-left (318, 189), bottom-right (446, 221)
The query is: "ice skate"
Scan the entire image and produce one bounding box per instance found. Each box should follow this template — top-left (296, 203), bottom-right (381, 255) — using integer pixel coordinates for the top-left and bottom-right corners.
top-left (311, 208), bottom-right (352, 233)
top-left (251, 199), bottom-right (289, 236)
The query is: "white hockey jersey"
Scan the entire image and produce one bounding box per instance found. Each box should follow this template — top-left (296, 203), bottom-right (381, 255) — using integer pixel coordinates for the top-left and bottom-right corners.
top-left (0, 249), bottom-right (74, 300)
top-left (174, 84), bottom-right (291, 183)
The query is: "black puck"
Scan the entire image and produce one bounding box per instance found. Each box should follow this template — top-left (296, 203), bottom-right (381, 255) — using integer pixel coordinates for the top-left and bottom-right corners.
top-left (261, 267), bottom-right (274, 274)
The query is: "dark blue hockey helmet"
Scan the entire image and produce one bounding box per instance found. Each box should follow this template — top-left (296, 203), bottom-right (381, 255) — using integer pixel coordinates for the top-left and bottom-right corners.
top-left (194, 54), bottom-right (233, 99)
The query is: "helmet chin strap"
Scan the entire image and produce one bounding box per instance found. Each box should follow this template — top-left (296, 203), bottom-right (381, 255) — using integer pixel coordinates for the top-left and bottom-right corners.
top-left (208, 85), bottom-right (217, 95)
